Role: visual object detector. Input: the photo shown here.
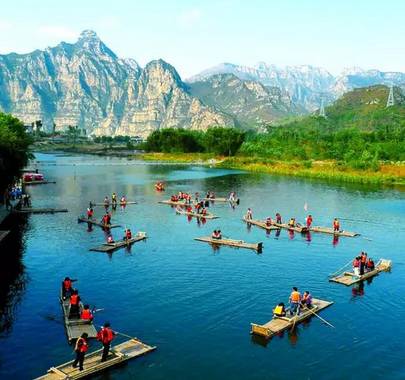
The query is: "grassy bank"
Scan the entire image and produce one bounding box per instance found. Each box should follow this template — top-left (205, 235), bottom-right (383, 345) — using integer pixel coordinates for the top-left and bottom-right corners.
top-left (140, 153), bottom-right (405, 185)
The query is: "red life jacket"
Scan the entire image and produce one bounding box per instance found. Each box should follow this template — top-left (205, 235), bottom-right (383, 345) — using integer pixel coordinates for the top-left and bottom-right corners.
top-left (361, 255), bottom-right (367, 264)
top-left (76, 337), bottom-right (88, 353)
top-left (70, 294), bottom-right (79, 305)
top-left (98, 327), bottom-right (114, 344)
top-left (81, 309), bottom-right (92, 320)
top-left (64, 279), bottom-right (72, 290)
top-left (126, 231), bottom-right (132, 239)
top-left (367, 260), bottom-right (374, 268)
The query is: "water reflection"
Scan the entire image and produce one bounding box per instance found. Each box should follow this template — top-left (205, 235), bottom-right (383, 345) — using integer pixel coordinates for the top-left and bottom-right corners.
top-left (0, 214), bottom-right (28, 335)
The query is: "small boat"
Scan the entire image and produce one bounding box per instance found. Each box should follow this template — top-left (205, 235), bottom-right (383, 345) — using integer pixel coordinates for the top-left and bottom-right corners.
top-left (310, 226), bottom-right (359, 237)
top-left (158, 200), bottom-right (188, 206)
top-left (243, 217), bottom-right (280, 231)
top-left (13, 207), bottom-right (68, 214)
top-left (77, 217), bottom-right (121, 229)
top-left (59, 291), bottom-right (97, 344)
top-left (194, 236), bottom-right (263, 252)
top-left (251, 298), bottom-right (333, 338)
top-left (272, 222), bottom-right (308, 233)
top-left (91, 201), bottom-right (137, 206)
top-left (176, 209), bottom-right (219, 220)
top-left (90, 232), bottom-right (147, 252)
top-left (329, 259), bottom-right (391, 286)
top-left (34, 338), bottom-right (156, 379)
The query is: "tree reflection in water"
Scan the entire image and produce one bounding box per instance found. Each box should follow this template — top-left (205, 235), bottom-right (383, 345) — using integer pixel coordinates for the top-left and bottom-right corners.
top-left (0, 213), bottom-right (28, 335)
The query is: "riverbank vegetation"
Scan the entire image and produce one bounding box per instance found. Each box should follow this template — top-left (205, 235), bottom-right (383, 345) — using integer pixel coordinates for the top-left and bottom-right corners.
top-left (0, 113), bottom-right (33, 192)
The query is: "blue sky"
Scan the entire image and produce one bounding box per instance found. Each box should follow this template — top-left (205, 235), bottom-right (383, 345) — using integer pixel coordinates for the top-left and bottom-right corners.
top-left (1, 0), bottom-right (404, 78)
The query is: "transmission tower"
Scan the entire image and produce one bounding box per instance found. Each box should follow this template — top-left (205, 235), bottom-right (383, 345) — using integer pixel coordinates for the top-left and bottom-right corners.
top-left (319, 97), bottom-right (326, 118)
top-left (386, 84), bottom-right (395, 107)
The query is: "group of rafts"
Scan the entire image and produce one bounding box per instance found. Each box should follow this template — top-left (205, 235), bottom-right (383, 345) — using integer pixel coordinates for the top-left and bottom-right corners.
top-left (159, 191), bottom-right (392, 340)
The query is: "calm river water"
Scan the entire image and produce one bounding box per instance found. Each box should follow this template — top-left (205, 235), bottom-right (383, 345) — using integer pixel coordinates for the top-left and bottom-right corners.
top-left (0, 152), bottom-right (404, 380)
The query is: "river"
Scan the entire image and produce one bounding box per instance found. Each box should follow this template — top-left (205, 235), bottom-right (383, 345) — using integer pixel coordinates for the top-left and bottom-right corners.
top-left (0, 152), bottom-right (404, 380)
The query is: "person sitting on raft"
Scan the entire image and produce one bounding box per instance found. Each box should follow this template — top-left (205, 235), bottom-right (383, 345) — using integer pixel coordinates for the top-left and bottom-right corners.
top-left (306, 215), bottom-right (313, 228)
top-left (353, 256), bottom-right (361, 276)
top-left (333, 218), bottom-right (340, 232)
top-left (81, 304), bottom-right (94, 322)
top-left (124, 228), bottom-right (132, 240)
top-left (201, 207), bottom-right (208, 216)
top-left (212, 230), bottom-right (222, 239)
top-left (273, 302), bottom-right (286, 317)
top-left (275, 213), bottom-right (282, 224)
top-left (107, 235), bottom-right (114, 244)
top-left (301, 291), bottom-right (313, 309)
top-left (62, 276), bottom-right (77, 300)
top-left (366, 258), bottom-right (375, 272)
top-left (245, 208), bottom-right (253, 220)
top-left (266, 217), bottom-right (273, 227)
top-left (289, 287), bottom-right (301, 316)
top-left (288, 218), bottom-right (296, 227)
top-left (69, 290), bottom-right (81, 319)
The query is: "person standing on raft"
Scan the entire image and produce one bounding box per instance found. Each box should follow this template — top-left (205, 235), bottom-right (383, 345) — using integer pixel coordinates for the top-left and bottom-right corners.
top-left (245, 208), bottom-right (253, 220)
top-left (306, 215), bottom-right (313, 228)
top-left (333, 218), bottom-right (340, 232)
top-left (98, 322), bottom-right (116, 362)
top-left (289, 287), bottom-right (301, 316)
top-left (72, 333), bottom-right (88, 371)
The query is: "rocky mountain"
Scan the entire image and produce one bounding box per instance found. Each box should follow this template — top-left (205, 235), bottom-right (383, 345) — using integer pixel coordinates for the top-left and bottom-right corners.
top-left (0, 30), bottom-right (233, 137)
top-left (187, 63), bottom-right (405, 112)
top-left (188, 73), bottom-right (302, 128)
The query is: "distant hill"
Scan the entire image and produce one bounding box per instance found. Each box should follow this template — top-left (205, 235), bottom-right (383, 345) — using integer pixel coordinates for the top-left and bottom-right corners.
top-left (279, 85), bottom-right (405, 131)
top-left (188, 73), bottom-right (303, 128)
top-left (187, 63), bottom-right (405, 112)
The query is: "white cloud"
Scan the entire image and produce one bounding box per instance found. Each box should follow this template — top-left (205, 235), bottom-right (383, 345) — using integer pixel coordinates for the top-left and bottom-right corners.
top-left (177, 8), bottom-right (202, 28)
top-left (37, 25), bottom-right (77, 41)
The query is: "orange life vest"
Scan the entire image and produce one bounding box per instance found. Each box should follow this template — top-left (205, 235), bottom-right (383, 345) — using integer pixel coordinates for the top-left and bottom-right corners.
top-left (70, 294), bottom-right (79, 305)
top-left (64, 279), bottom-right (72, 290)
top-left (361, 255), bottom-right (367, 263)
top-left (81, 309), bottom-right (92, 320)
top-left (76, 337), bottom-right (88, 353)
top-left (98, 327), bottom-right (114, 344)
top-left (290, 291), bottom-right (301, 302)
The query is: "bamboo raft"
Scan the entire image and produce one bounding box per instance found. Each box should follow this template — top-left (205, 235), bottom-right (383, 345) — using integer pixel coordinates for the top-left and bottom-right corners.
top-left (243, 217), bottom-right (280, 231)
top-left (194, 236), bottom-right (263, 252)
top-left (202, 197), bottom-right (240, 203)
top-left (0, 230), bottom-right (10, 244)
top-left (23, 180), bottom-right (56, 185)
top-left (272, 222), bottom-right (308, 233)
top-left (90, 233), bottom-right (147, 252)
top-left (14, 207), bottom-right (68, 214)
top-left (91, 201), bottom-right (137, 207)
top-left (77, 217), bottom-right (121, 229)
top-left (158, 200), bottom-right (188, 206)
top-left (251, 298), bottom-right (333, 338)
top-left (329, 259), bottom-right (391, 286)
top-left (176, 209), bottom-right (219, 220)
top-left (34, 338), bottom-right (156, 379)
top-left (60, 295), bottom-right (97, 344)
top-left (310, 226), bottom-right (359, 237)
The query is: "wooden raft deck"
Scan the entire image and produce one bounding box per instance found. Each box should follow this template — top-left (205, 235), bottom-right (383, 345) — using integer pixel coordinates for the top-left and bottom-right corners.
top-left (195, 236), bottom-right (263, 252)
top-left (251, 298), bottom-right (333, 338)
top-left (14, 207), bottom-right (68, 214)
top-left (60, 298), bottom-right (97, 343)
top-left (329, 259), bottom-right (391, 286)
top-left (77, 217), bottom-right (121, 229)
top-left (202, 197), bottom-right (239, 203)
top-left (272, 222), bottom-right (308, 233)
top-left (176, 209), bottom-right (219, 219)
top-left (23, 180), bottom-right (56, 185)
top-left (158, 200), bottom-right (188, 206)
top-left (310, 226), bottom-right (359, 237)
top-left (0, 230), bottom-right (10, 243)
top-left (243, 217), bottom-right (280, 231)
top-left (35, 338), bottom-right (156, 380)
top-left (90, 233), bottom-right (147, 252)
